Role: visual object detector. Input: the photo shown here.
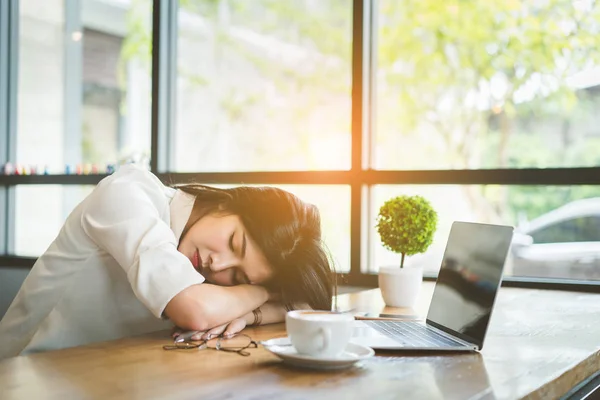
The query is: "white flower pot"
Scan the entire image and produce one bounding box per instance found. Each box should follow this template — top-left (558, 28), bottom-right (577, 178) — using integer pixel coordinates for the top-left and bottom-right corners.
top-left (378, 266), bottom-right (423, 308)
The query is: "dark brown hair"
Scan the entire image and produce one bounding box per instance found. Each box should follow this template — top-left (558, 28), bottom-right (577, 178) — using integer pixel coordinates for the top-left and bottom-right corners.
top-left (175, 184), bottom-right (335, 311)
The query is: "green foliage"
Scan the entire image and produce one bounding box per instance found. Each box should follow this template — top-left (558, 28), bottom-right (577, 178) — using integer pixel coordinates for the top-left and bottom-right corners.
top-left (378, 0), bottom-right (600, 169)
top-left (376, 0), bottom-right (600, 223)
top-left (376, 195), bottom-right (438, 268)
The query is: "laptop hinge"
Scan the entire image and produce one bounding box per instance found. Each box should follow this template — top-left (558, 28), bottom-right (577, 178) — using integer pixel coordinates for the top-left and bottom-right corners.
top-left (426, 323), bottom-right (478, 350)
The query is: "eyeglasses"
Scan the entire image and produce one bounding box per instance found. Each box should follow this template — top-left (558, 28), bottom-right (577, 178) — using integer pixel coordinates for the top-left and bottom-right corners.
top-left (163, 333), bottom-right (258, 357)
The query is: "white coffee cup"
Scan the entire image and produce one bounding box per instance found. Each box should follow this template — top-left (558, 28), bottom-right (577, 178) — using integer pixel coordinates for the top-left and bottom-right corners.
top-left (286, 310), bottom-right (354, 358)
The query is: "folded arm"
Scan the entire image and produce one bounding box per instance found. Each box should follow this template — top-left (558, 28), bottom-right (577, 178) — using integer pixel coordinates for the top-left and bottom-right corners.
top-left (172, 301), bottom-right (290, 341)
top-left (164, 283), bottom-right (269, 332)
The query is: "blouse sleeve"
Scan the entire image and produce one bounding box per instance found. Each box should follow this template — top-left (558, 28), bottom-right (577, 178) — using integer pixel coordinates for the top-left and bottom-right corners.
top-left (80, 166), bottom-right (205, 318)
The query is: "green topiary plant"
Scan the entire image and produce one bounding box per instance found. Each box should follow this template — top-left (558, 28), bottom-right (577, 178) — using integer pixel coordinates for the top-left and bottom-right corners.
top-left (376, 195), bottom-right (438, 268)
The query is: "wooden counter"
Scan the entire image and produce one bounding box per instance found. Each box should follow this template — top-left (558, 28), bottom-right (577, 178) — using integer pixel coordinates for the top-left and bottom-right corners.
top-left (1, 284), bottom-right (599, 400)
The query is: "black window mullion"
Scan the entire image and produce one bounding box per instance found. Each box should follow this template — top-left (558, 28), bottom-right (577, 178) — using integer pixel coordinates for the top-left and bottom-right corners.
top-left (3, 167), bottom-right (600, 186)
top-left (151, 0), bottom-right (178, 173)
top-left (350, 0), bottom-right (369, 278)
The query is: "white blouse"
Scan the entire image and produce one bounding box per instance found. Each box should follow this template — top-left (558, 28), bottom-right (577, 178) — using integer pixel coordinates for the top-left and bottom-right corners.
top-left (0, 164), bottom-right (204, 359)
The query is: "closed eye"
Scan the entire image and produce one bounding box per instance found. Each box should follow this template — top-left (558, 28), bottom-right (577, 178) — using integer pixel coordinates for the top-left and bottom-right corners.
top-left (229, 231), bottom-right (247, 260)
top-left (229, 232), bottom-right (235, 253)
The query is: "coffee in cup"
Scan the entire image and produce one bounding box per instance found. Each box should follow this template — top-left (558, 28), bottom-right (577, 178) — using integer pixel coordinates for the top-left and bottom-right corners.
top-left (286, 310), bottom-right (354, 358)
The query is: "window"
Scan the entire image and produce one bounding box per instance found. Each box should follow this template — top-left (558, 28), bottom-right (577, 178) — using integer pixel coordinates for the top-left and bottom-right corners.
top-left (174, 0), bottom-right (352, 172)
top-left (15, 185), bottom-right (94, 256)
top-left (16, 0), bottom-right (152, 172)
top-left (17, 0), bottom-right (65, 170)
top-left (275, 185), bottom-right (351, 273)
top-left (8, 0), bottom-right (152, 255)
top-left (369, 185), bottom-right (600, 281)
top-left (2, 1), bottom-right (600, 293)
top-left (375, 0), bottom-right (600, 170)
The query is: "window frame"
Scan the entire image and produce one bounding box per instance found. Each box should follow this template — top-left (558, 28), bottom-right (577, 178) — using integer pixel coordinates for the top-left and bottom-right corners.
top-left (0, 0), bottom-right (18, 256)
top-left (1, 0), bottom-right (600, 293)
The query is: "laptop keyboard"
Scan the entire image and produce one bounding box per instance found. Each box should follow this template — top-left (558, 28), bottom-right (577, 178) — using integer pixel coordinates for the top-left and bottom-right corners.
top-left (364, 320), bottom-right (467, 348)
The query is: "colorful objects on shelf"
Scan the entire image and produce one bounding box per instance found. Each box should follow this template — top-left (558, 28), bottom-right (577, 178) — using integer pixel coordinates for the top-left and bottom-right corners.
top-left (2, 162), bottom-right (118, 176)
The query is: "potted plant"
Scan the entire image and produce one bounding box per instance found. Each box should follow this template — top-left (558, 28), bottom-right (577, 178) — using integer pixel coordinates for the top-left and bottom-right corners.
top-left (376, 195), bottom-right (438, 308)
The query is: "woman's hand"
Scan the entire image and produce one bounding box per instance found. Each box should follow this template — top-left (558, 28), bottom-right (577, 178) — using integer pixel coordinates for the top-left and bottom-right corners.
top-left (171, 317), bottom-right (247, 341)
top-left (171, 326), bottom-right (204, 341)
top-left (199, 317), bottom-right (247, 340)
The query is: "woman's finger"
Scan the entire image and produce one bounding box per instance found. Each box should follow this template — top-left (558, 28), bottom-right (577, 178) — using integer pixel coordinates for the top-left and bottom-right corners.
top-left (187, 331), bottom-right (206, 341)
top-left (200, 323), bottom-right (228, 340)
top-left (171, 326), bottom-right (183, 338)
top-left (223, 318), bottom-right (247, 338)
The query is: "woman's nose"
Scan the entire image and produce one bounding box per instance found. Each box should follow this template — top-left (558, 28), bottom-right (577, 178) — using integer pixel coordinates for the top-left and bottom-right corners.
top-left (209, 254), bottom-right (235, 272)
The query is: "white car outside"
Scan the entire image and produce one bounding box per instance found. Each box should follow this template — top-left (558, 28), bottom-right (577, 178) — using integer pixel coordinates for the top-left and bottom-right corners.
top-left (511, 198), bottom-right (600, 280)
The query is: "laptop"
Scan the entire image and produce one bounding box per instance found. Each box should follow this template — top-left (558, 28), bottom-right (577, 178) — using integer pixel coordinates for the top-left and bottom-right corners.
top-left (351, 221), bottom-right (514, 351)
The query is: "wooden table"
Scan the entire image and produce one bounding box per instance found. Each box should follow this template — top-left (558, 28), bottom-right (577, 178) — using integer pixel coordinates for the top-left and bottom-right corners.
top-left (1, 284), bottom-right (599, 400)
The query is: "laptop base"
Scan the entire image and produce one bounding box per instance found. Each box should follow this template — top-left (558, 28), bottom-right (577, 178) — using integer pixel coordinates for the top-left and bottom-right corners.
top-left (351, 320), bottom-right (478, 351)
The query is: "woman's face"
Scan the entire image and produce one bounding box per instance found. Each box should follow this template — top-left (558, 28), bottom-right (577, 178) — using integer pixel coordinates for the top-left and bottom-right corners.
top-left (177, 213), bottom-right (273, 286)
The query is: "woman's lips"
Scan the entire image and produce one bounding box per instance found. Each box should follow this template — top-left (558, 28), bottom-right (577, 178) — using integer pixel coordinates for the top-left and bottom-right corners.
top-left (192, 250), bottom-right (200, 269)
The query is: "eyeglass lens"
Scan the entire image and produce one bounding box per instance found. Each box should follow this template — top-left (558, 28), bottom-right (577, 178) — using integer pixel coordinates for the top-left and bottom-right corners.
top-left (163, 334), bottom-right (257, 356)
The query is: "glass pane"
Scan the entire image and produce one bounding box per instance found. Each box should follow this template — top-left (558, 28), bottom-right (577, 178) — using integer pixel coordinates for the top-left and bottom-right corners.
top-left (174, 1), bottom-right (352, 172)
top-left (15, 185), bottom-right (95, 256)
top-left (375, 1), bottom-right (600, 170)
top-left (17, 0), bottom-right (152, 173)
top-left (369, 185), bottom-right (600, 281)
top-left (277, 185), bottom-right (350, 273)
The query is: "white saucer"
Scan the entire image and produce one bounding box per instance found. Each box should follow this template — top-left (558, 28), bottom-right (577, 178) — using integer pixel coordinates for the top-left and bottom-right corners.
top-left (261, 337), bottom-right (375, 370)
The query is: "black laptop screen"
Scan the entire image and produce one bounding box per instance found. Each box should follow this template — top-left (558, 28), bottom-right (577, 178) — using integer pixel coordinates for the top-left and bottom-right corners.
top-left (426, 222), bottom-right (514, 347)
